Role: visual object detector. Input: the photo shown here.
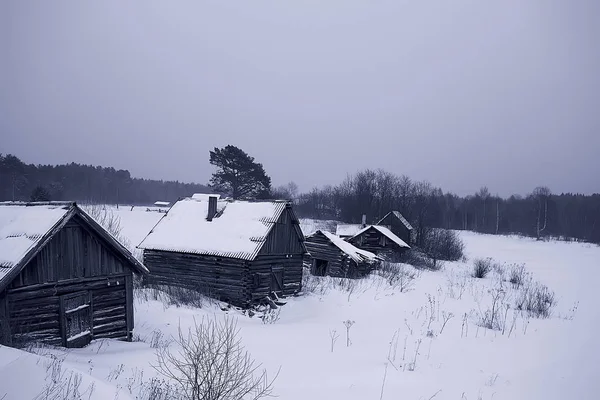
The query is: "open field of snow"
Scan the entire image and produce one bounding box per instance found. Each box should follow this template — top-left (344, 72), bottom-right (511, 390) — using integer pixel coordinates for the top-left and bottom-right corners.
top-left (1, 213), bottom-right (599, 399)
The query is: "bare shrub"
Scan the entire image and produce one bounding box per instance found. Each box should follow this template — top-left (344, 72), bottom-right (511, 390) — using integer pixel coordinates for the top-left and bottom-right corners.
top-left (515, 281), bottom-right (556, 318)
top-left (81, 204), bottom-right (123, 240)
top-left (472, 258), bottom-right (493, 279)
top-left (420, 228), bottom-right (465, 268)
top-left (508, 264), bottom-right (527, 287)
top-left (138, 378), bottom-right (181, 400)
top-left (137, 284), bottom-right (212, 309)
top-left (475, 286), bottom-right (506, 331)
top-left (153, 316), bottom-right (278, 400)
top-left (399, 249), bottom-right (438, 270)
top-left (34, 355), bottom-right (96, 400)
top-left (378, 262), bottom-right (418, 292)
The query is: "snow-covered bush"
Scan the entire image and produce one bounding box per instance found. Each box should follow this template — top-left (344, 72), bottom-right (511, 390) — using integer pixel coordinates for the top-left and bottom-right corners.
top-left (508, 264), bottom-right (527, 287)
top-left (515, 281), bottom-right (556, 318)
top-left (153, 316), bottom-right (278, 400)
top-left (472, 258), bottom-right (493, 279)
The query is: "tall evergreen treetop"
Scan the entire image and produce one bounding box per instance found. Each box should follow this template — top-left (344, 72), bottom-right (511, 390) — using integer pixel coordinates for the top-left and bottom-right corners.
top-left (209, 145), bottom-right (272, 199)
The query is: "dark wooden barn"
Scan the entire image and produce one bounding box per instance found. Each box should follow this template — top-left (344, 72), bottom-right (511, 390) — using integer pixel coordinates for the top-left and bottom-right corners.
top-left (305, 230), bottom-right (380, 278)
top-left (138, 196), bottom-right (307, 307)
top-left (376, 211), bottom-right (415, 246)
top-left (0, 202), bottom-right (148, 349)
top-left (347, 225), bottom-right (410, 261)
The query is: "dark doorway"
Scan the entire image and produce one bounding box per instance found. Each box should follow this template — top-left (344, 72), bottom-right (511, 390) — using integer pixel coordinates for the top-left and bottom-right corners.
top-left (60, 291), bottom-right (92, 348)
top-left (270, 267), bottom-right (284, 294)
top-left (314, 259), bottom-right (329, 276)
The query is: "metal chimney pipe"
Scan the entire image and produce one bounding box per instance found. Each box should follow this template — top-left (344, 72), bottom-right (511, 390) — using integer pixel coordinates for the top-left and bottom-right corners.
top-left (207, 196), bottom-right (218, 221)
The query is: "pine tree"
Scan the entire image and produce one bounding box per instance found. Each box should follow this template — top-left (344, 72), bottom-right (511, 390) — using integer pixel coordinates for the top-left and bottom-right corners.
top-left (209, 145), bottom-right (272, 199)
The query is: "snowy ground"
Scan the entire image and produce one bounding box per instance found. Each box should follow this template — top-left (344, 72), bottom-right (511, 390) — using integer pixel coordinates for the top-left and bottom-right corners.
top-left (1, 212), bottom-right (599, 399)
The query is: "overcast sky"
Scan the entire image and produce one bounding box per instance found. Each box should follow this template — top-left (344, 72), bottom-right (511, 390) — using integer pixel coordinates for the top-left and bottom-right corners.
top-left (1, 1), bottom-right (599, 196)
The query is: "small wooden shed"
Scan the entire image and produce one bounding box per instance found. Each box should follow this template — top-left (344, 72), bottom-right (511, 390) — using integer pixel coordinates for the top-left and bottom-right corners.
top-left (0, 202), bottom-right (148, 348)
top-left (138, 196), bottom-right (307, 307)
top-left (348, 225), bottom-right (410, 261)
top-left (305, 230), bottom-right (380, 278)
top-left (376, 211), bottom-right (415, 246)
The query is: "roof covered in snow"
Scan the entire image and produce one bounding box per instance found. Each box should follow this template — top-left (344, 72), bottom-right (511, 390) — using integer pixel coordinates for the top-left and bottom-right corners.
top-left (352, 225), bottom-right (410, 249)
top-left (376, 211), bottom-right (414, 231)
top-left (0, 202), bottom-right (72, 273)
top-left (0, 202), bottom-right (148, 291)
top-left (138, 197), bottom-right (304, 260)
top-left (336, 223), bottom-right (365, 237)
top-left (315, 230), bottom-right (380, 263)
top-left (153, 201), bottom-right (170, 207)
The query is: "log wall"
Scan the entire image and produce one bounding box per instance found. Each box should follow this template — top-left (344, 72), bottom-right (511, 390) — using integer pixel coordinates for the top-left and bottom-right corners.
top-left (143, 250), bottom-right (249, 305)
top-left (3, 274), bottom-right (132, 347)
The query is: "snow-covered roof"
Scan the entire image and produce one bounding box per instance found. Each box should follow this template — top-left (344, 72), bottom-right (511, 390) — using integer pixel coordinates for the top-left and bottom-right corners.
top-left (336, 223), bottom-right (365, 237)
top-left (0, 202), bottom-right (148, 290)
top-left (153, 201), bottom-right (170, 207)
top-left (352, 225), bottom-right (410, 249)
top-left (138, 198), bottom-right (301, 260)
top-left (0, 202), bottom-right (72, 275)
top-left (317, 230), bottom-right (380, 263)
top-left (192, 193), bottom-right (221, 201)
top-left (376, 211), bottom-right (413, 231)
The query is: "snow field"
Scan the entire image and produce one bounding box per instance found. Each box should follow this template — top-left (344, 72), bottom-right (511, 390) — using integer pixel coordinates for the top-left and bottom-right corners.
top-left (1, 211), bottom-right (599, 399)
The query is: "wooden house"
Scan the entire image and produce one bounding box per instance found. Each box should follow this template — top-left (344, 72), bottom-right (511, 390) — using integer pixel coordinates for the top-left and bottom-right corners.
top-left (376, 211), bottom-right (415, 245)
top-left (0, 202), bottom-right (148, 348)
top-left (305, 230), bottom-right (380, 278)
top-left (347, 225), bottom-right (410, 261)
top-left (138, 196), bottom-right (307, 307)
top-left (335, 224), bottom-right (365, 239)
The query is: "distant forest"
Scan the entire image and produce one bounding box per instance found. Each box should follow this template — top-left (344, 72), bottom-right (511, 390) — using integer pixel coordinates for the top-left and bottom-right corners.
top-left (294, 170), bottom-right (600, 245)
top-left (2, 153), bottom-right (598, 245)
top-left (0, 154), bottom-right (210, 205)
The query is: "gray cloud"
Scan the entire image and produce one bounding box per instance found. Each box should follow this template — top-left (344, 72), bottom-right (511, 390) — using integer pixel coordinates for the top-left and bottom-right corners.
top-left (2, 0), bottom-right (599, 196)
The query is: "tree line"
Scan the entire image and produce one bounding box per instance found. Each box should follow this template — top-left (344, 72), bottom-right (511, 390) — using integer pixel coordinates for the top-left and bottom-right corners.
top-left (0, 154), bottom-right (210, 205)
top-left (293, 169), bottom-right (600, 245)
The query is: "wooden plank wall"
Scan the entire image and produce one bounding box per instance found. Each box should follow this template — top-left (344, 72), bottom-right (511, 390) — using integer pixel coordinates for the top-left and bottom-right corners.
top-left (258, 207), bottom-right (305, 256)
top-left (250, 255), bottom-right (303, 300)
top-left (378, 214), bottom-right (412, 245)
top-left (10, 216), bottom-right (126, 289)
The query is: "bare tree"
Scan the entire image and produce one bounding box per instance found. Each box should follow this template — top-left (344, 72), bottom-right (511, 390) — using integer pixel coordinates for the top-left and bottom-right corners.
top-left (153, 316), bottom-right (278, 400)
top-left (533, 186), bottom-right (551, 239)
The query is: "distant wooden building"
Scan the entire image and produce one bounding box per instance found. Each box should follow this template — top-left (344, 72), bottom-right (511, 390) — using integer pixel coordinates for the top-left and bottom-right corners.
top-left (305, 230), bottom-right (380, 278)
top-left (376, 211), bottom-right (415, 246)
top-left (138, 196), bottom-right (307, 307)
top-left (347, 225), bottom-right (410, 261)
top-left (153, 201), bottom-right (171, 208)
top-left (0, 202), bottom-right (148, 349)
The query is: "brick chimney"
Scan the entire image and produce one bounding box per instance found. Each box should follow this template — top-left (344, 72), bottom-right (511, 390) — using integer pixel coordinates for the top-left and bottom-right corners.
top-left (207, 196), bottom-right (218, 221)
top-left (361, 214), bottom-right (367, 228)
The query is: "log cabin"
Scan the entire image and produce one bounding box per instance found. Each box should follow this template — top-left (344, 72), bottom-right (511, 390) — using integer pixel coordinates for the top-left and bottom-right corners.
top-left (305, 230), bottom-right (380, 278)
top-left (347, 225), bottom-right (410, 261)
top-left (376, 211), bottom-right (415, 246)
top-left (0, 202), bottom-right (148, 349)
top-left (138, 196), bottom-right (307, 307)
